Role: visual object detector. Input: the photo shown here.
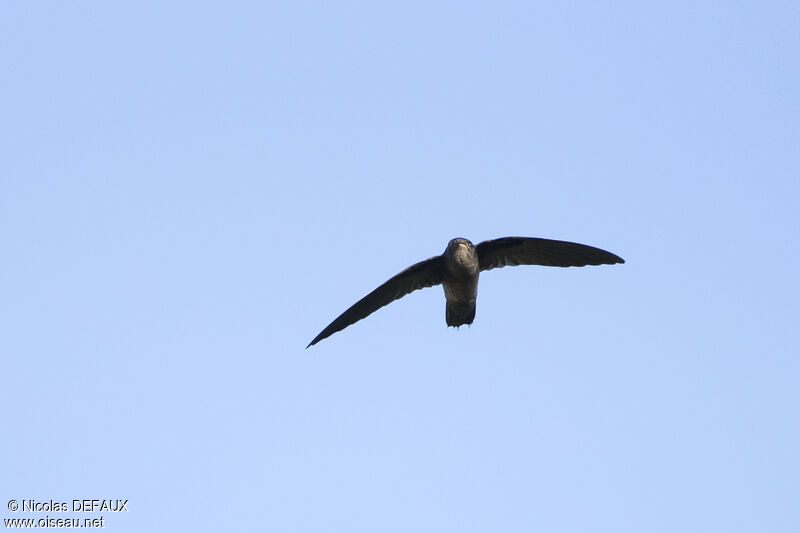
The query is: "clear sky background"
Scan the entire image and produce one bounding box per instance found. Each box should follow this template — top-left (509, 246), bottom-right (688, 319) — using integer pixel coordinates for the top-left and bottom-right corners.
top-left (2, 1), bottom-right (798, 531)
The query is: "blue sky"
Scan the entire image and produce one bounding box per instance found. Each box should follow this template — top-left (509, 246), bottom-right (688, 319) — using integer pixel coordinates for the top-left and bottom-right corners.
top-left (2, 1), bottom-right (798, 531)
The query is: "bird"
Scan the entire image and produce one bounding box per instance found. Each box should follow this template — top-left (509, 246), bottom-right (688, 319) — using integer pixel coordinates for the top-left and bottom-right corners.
top-left (307, 236), bottom-right (624, 347)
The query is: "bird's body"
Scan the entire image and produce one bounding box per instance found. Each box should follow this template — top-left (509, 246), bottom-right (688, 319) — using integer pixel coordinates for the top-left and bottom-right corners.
top-left (442, 238), bottom-right (479, 327)
top-left (307, 236), bottom-right (624, 347)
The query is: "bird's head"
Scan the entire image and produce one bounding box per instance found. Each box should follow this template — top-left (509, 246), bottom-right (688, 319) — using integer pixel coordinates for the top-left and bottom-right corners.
top-left (447, 238), bottom-right (474, 251)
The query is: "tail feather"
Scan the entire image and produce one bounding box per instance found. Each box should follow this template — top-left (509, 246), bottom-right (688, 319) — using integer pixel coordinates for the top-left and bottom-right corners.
top-left (446, 301), bottom-right (476, 327)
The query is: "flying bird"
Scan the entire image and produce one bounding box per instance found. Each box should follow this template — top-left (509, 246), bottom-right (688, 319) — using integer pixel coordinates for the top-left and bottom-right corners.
top-left (307, 236), bottom-right (624, 347)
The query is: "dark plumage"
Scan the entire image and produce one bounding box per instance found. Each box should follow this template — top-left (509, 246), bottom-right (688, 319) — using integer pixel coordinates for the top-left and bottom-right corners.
top-left (307, 236), bottom-right (624, 347)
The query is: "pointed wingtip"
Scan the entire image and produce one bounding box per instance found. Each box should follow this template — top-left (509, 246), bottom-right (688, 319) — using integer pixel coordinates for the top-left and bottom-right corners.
top-left (306, 335), bottom-right (322, 348)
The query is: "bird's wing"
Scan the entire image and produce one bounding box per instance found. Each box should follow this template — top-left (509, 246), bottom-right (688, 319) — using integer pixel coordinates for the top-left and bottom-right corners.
top-left (475, 237), bottom-right (624, 271)
top-left (307, 255), bottom-right (444, 347)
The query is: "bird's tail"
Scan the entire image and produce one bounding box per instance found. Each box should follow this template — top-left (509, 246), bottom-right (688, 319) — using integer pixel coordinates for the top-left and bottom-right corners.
top-left (446, 301), bottom-right (476, 327)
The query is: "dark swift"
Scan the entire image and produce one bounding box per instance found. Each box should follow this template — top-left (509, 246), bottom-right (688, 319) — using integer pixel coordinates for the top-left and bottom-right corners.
top-left (307, 236), bottom-right (624, 347)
